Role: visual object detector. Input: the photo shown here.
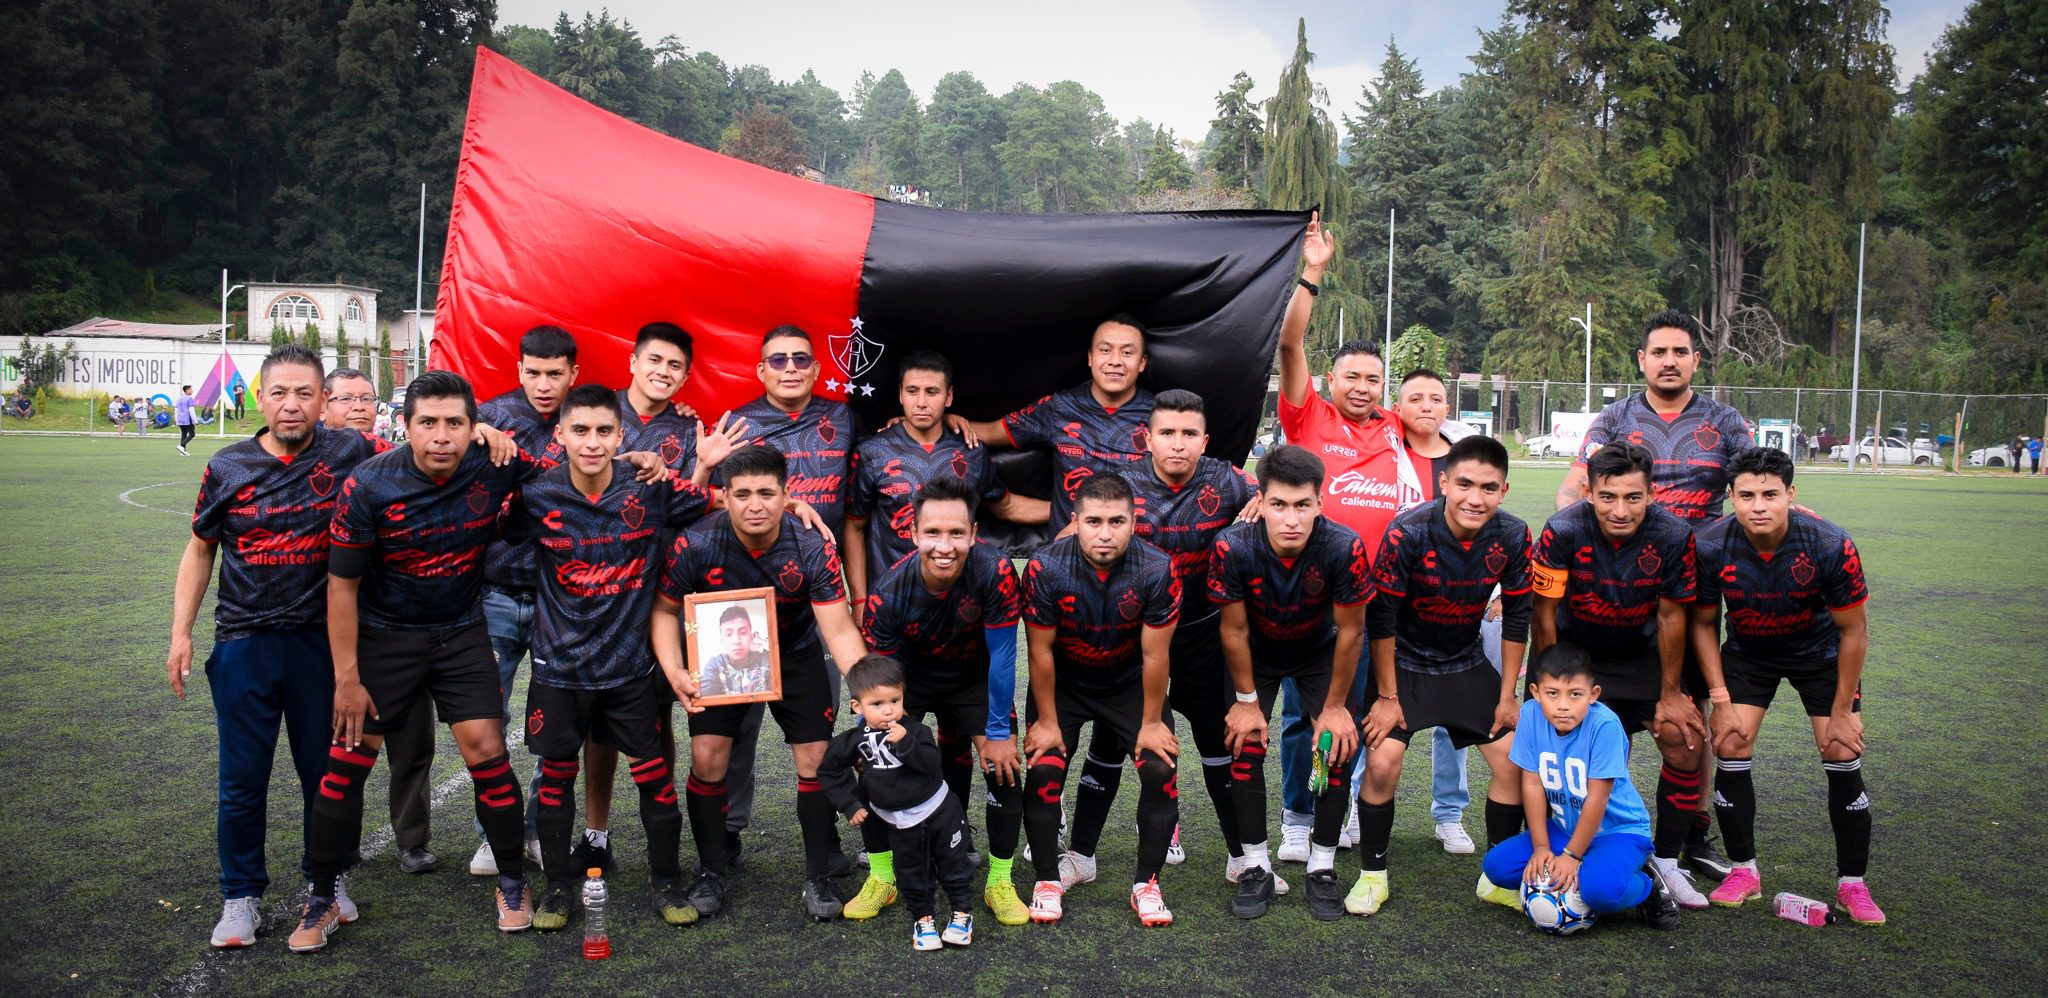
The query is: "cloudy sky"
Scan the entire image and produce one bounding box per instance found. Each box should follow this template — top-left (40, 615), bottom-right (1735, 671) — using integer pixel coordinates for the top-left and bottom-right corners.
top-left (497, 1), bottom-right (1969, 139)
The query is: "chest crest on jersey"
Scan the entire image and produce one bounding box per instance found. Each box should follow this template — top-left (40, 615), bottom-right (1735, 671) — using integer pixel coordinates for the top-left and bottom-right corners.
top-left (1483, 542), bottom-right (1508, 576)
top-left (1196, 484), bottom-right (1222, 517)
top-left (1129, 426), bottom-right (1149, 453)
top-left (1302, 566), bottom-right (1325, 597)
top-left (1636, 544), bottom-right (1661, 577)
top-left (1692, 422), bottom-right (1721, 452)
top-left (1118, 588), bottom-right (1143, 621)
top-left (949, 450), bottom-right (969, 480)
top-left (1790, 552), bottom-right (1816, 587)
top-left (467, 481), bottom-right (491, 515)
top-left (816, 416), bottom-right (836, 446)
top-left (308, 461), bottom-right (335, 498)
top-left (957, 597), bottom-right (982, 623)
top-left (778, 559), bottom-right (804, 593)
top-left (621, 496), bottom-right (646, 530)
top-left (658, 434), bottom-right (683, 466)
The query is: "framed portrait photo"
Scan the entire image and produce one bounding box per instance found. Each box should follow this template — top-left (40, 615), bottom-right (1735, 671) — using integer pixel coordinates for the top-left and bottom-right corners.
top-left (683, 587), bottom-right (782, 707)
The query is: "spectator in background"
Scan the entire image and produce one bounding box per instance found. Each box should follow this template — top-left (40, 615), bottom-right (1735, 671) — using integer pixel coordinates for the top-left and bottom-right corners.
top-left (2030, 436), bottom-right (2042, 475)
top-left (136, 397), bottom-right (152, 435)
top-left (177, 386), bottom-right (197, 456)
top-left (2013, 435), bottom-right (2026, 474)
top-left (109, 396), bottom-right (130, 435)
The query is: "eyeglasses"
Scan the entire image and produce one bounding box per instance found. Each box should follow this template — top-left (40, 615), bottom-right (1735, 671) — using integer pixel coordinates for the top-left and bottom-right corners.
top-left (329, 394), bottom-right (377, 405)
top-left (764, 352), bottom-right (815, 372)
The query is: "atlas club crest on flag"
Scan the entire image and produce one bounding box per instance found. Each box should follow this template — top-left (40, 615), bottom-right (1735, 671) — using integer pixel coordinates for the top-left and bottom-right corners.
top-left (434, 48), bottom-right (1307, 463)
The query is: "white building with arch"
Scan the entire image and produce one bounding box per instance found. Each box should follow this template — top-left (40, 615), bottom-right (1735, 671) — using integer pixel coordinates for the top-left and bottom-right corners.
top-left (247, 282), bottom-right (380, 344)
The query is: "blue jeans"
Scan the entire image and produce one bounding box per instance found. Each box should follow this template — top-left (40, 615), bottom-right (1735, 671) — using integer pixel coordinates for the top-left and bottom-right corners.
top-left (1482, 821), bottom-right (1654, 914)
top-left (208, 626), bottom-right (334, 899)
top-left (481, 588), bottom-right (540, 839)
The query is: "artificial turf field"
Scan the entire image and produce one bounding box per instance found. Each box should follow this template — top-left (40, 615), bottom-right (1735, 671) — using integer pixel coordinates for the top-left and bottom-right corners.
top-left (1, 432), bottom-right (2043, 997)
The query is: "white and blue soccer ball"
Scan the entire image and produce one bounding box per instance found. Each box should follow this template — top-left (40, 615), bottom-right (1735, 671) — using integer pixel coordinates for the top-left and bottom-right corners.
top-left (1523, 878), bottom-right (1596, 936)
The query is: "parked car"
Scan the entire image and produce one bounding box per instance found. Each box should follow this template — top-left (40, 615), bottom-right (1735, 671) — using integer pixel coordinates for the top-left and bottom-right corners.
top-left (1524, 434), bottom-right (1575, 458)
top-left (1967, 442), bottom-right (2017, 467)
top-left (1833, 435), bottom-right (1939, 465)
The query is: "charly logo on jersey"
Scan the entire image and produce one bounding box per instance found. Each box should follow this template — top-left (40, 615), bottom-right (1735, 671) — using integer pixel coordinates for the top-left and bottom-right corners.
top-left (1118, 588), bottom-right (1143, 621)
top-left (778, 559), bottom-right (804, 593)
top-left (308, 461), bottom-right (335, 497)
top-left (1062, 465), bottom-right (1094, 497)
top-left (1790, 552), bottom-right (1817, 586)
top-left (1636, 543), bottom-right (1661, 577)
top-left (826, 316), bottom-right (883, 397)
top-left (621, 496), bottom-right (646, 529)
top-left (1196, 484), bottom-right (1222, 517)
top-left (1692, 421), bottom-right (1721, 452)
top-left (1484, 542), bottom-right (1508, 575)
top-left (467, 480), bottom-right (491, 515)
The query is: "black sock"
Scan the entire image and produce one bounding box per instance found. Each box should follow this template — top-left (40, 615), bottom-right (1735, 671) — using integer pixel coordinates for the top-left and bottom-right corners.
top-left (470, 754), bottom-right (526, 880)
top-left (308, 743), bottom-right (379, 897)
top-left (983, 768), bottom-right (1023, 861)
top-left (1132, 751), bottom-right (1179, 884)
top-left (1357, 799), bottom-right (1395, 871)
top-left (1231, 740), bottom-right (1271, 850)
top-left (1484, 798), bottom-right (1523, 849)
top-left (939, 731), bottom-right (974, 811)
top-left (1823, 757), bottom-right (1872, 877)
top-left (1023, 752), bottom-right (1068, 882)
top-left (535, 757), bottom-right (580, 882)
top-left (1713, 757), bottom-right (1757, 863)
top-left (685, 775), bottom-right (729, 874)
top-left (1070, 751), bottom-right (1123, 856)
top-left (1200, 754), bottom-right (1244, 857)
top-left (1655, 764), bottom-right (1701, 860)
top-left (796, 777), bottom-right (835, 880)
top-left (630, 756), bottom-right (682, 880)
top-left (860, 809), bottom-right (893, 857)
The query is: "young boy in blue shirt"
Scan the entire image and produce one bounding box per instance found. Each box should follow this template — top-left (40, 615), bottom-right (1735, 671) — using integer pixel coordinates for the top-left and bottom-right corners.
top-left (1482, 643), bottom-right (1681, 929)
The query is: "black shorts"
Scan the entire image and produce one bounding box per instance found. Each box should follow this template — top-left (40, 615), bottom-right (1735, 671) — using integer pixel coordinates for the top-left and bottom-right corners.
top-left (688, 641), bottom-right (837, 744)
top-left (524, 670), bottom-right (670, 761)
top-left (1723, 650), bottom-right (1861, 717)
top-left (1025, 678), bottom-right (1150, 762)
top-left (1370, 665), bottom-right (1508, 750)
top-left (903, 665), bottom-right (1011, 740)
top-left (358, 621), bottom-right (501, 735)
top-left (1168, 614), bottom-right (1230, 731)
top-left (1590, 653), bottom-right (1664, 704)
top-left (1600, 696), bottom-right (1659, 736)
top-left (1248, 637), bottom-right (1347, 726)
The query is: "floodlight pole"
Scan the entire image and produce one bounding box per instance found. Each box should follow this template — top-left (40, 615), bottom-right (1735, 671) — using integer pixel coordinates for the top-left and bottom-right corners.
top-left (415, 183), bottom-right (428, 372)
top-left (1384, 209), bottom-right (1395, 360)
top-left (1568, 302), bottom-right (1594, 412)
top-left (1848, 223), bottom-right (1866, 473)
top-left (219, 270), bottom-right (244, 438)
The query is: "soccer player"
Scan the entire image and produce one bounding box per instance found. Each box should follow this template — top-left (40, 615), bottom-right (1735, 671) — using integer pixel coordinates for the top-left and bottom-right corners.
top-left (295, 371), bottom-right (578, 951)
top-left (1481, 644), bottom-right (1682, 931)
top-left (857, 475), bottom-right (1029, 924)
top-left (1017, 473), bottom-right (1181, 926)
top-left (1210, 444), bottom-right (1370, 920)
top-left (652, 444), bottom-right (869, 921)
top-left (470, 326), bottom-right (577, 877)
top-left (175, 383), bottom-right (197, 455)
top-left (1057, 389), bottom-right (1258, 891)
top-left (1556, 309), bottom-right (1754, 879)
top-left (516, 385), bottom-right (712, 930)
top-left (1531, 442), bottom-right (1713, 908)
top-left (1353, 434), bottom-right (1531, 916)
top-left (169, 345), bottom-right (383, 948)
top-left (820, 655), bottom-right (979, 951)
top-left (1690, 447), bottom-right (1883, 924)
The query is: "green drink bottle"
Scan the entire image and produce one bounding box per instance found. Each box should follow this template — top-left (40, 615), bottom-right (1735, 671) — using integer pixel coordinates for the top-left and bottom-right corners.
top-left (1310, 729), bottom-right (1333, 792)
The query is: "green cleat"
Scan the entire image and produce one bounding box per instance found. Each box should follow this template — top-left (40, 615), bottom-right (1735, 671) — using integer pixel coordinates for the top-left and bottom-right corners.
top-left (984, 882), bottom-right (1030, 926)
top-left (531, 883), bottom-right (574, 932)
top-left (842, 874), bottom-right (897, 920)
top-left (1344, 870), bottom-right (1390, 917)
top-left (1475, 872), bottom-right (1523, 910)
top-left (653, 877), bottom-right (699, 926)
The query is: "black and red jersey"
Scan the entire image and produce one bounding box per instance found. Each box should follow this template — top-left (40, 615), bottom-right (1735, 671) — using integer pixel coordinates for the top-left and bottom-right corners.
top-left (1577, 393), bottom-right (1754, 522)
top-left (1532, 502), bottom-right (1697, 692)
top-left (616, 388), bottom-right (700, 476)
top-left (329, 442), bottom-right (541, 631)
top-left (521, 462), bottom-right (712, 689)
top-left (1121, 456), bottom-right (1254, 625)
top-left (478, 389), bottom-right (565, 591)
top-left (1207, 517), bottom-right (1371, 663)
top-left (1694, 510), bottom-right (1868, 664)
top-left (1021, 534), bottom-right (1179, 693)
top-left (724, 395), bottom-right (862, 540)
top-left (845, 423), bottom-right (1003, 587)
top-left (1369, 498), bottom-right (1533, 675)
top-left (1001, 383), bottom-right (1155, 527)
top-left (192, 424), bottom-right (381, 642)
top-left (659, 511), bottom-right (848, 657)
top-left (862, 540), bottom-right (1021, 678)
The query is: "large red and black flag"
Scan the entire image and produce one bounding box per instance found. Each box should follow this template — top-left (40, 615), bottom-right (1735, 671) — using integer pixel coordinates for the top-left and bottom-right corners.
top-left (437, 47), bottom-right (1307, 464)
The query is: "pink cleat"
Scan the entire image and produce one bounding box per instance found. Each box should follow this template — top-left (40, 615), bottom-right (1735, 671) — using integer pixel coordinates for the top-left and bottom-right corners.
top-left (1709, 866), bottom-right (1763, 907)
top-left (1834, 881), bottom-right (1886, 925)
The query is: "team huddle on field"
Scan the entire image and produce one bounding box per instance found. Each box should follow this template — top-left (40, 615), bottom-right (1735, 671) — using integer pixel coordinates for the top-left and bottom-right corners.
top-left (167, 218), bottom-right (1883, 956)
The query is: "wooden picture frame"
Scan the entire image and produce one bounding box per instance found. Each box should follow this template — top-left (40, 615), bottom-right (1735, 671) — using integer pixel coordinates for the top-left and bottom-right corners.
top-left (682, 587), bottom-right (782, 706)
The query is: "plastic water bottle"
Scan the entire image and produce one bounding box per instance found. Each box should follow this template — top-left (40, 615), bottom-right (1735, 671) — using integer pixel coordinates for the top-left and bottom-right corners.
top-left (582, 868), bottom-right (610, 959)
top-left (1309, 729), bottom-right (1333, 793)
top-left (1773, 892), bottom-right (1835, 927)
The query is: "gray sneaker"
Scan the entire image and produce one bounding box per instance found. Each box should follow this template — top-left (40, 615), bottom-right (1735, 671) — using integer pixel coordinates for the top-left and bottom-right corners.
top-left (210, 896), bottom-right (262, 948)
top-left (334, 873), bottom-right (359, 923)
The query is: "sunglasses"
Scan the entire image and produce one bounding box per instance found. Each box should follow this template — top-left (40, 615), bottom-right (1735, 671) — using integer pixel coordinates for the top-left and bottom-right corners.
top-left (764, 352), bottom-right (815, 372)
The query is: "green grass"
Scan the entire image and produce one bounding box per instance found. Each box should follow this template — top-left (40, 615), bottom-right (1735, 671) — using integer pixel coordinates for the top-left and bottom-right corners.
top-left (2, 396), bottom-right (268, 437)
top-left (0, 436), bottom-right (2044, 996)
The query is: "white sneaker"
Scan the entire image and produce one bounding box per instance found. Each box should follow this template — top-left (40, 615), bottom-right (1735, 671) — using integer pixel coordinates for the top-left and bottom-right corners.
top-left (333, 873), bottom-right (359, 923)
top-left (1057, 850), bottom-right (1097, 890)
top-left (1165, 823), bottom-right (1186, 865)
top-left (1340, 804), bottom-right (1359, 849)
top-left (469, 841), bottom-right (498, 876)
top-left (177, 445), bottom-right (189, 456)
top-left (210, 897), bottom-right (261, 948)
top-left (1226, 854), bottom-right (1290, 895)
top-left (1434, 821), bottom-right (1476, 855)
top-left (524, 837), bottom-right (543, 867)
top-left (1276, 824), bottom-right (1311, 864)
top-left (1655, 858), bottom-right (1711, 910)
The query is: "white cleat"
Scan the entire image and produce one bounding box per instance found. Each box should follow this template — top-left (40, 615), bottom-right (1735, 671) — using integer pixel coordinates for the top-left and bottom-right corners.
top-left (1057, 850), bottom-right (1098, 890)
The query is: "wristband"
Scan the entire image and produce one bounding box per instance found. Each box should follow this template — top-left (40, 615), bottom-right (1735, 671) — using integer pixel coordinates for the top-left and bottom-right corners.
top-left (1234, 691), bottom-right (1259, 704)
top-left (1561, 848), bottom-right (1582, 862)
top-left (1377, 693), bottom-right (1399, 702)
top-left (1297, 276), bottom-right (1321, 297)
top-left (1708, 686), bottom-right (1732, 704)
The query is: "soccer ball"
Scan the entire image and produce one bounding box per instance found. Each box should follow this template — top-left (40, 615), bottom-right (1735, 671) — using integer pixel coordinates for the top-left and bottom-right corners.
top-left (1523, 878), bottom-right (1595, 936)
